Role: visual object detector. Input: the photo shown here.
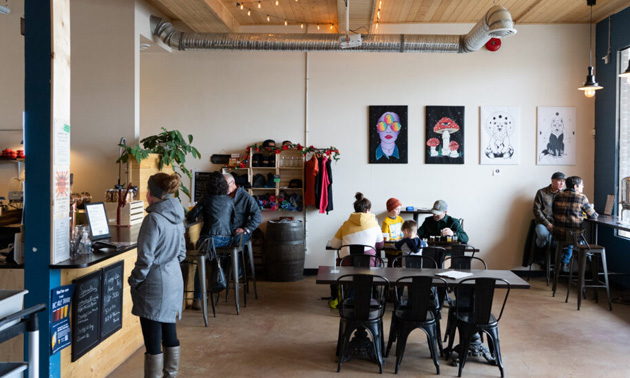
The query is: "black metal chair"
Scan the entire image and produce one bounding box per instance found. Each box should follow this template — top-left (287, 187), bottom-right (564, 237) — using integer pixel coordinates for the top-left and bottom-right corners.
top-left (448, 278), bottom-right (511, 378)
top-left (565, 231), bottom-right (612, 311)
top-left (391, 255), bottom-right (437, 269)
top-left (339, 254), bottom-right (385, 268)
top-left (336, 274), bottom-right (389, 373)
top-left (386, 275), bottom-right (448, 374)
top-left (443, 256), bottom-right (488, 347)
top-left (422, 246), bottom-right (447, 268)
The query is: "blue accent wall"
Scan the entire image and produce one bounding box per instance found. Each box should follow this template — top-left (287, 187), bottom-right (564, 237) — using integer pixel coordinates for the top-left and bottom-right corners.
top-left (24, 2), bottom-right (61, 377)
top-left (594, 6), bottom-right (630, 288)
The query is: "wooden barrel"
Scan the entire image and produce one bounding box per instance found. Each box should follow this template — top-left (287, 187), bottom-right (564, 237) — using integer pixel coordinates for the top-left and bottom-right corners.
top-left (264, 220), bottom-right (305, 282)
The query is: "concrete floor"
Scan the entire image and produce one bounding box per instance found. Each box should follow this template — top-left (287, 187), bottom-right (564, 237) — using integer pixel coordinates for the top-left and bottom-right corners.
top-left (109, 275), bottom-right (630, 378)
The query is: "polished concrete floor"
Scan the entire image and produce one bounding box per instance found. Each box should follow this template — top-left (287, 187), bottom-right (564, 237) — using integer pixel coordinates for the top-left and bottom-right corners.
top-left (110, 275), bottom-right (630, 378)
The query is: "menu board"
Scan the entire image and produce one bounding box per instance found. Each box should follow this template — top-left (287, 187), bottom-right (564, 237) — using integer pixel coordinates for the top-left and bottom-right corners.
top-left (100, 261), bottom-right (124, 340)
top-left (192, 170), bottom-right (213, 203)
top-left (72, 270), bottom-right (102, 361)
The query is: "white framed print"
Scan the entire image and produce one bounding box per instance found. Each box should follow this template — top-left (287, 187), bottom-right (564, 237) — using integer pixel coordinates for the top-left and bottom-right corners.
top-left (537, 107), bottom-right (576, 165)
top-left (480, 106), bottom-right (520, 165)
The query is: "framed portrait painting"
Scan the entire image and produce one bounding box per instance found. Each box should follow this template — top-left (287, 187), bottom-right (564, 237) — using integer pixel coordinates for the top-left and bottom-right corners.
top-left (368, 105), bottom-right (408, 164)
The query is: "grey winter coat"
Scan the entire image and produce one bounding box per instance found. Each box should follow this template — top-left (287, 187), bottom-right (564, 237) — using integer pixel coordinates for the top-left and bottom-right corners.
top-left (129, 197), bottom-right (186, 323)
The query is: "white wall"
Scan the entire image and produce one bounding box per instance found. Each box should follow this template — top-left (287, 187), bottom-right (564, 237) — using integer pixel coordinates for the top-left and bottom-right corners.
top-left (139, 23), bottom-right (596, 270)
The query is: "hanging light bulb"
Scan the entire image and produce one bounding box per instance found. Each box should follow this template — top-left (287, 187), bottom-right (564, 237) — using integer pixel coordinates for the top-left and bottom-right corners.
top-left (330, 23), bottom-right (333, 30)
top-left (300, 23), bottom-right (304, 29)
top-left (275, 0), bottom-right (278, 5)
top-left (240, 3), bottom-right (244, 10)
top-left (267, 15), bottom-right (270, 22)
top-left (578, 0), bottom-right (603, 98)
top-left (247, 8), bottom-right (251, 16)
top-left (317, 24), bottom-right (320, 30)
top-left (375, 21), bottom-right (379, 29)
top-left (284, 19), bottom-right (288, 26)
top-left (258, 1), bottom-right (261, 8)
top-left (619, 58), bottom-right (630, 85)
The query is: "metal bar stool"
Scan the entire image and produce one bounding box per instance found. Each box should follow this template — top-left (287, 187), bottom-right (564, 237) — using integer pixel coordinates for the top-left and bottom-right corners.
top-left (192, 239), bottom-right (218, 327)
top-left (244, 238), bottom-right (259, 299)
top-left (565, 232), bottom-right (612, 311)
top-left (551, 229), bottom-right (581, 298)
top-left (217, 236), bottom-right (247, 314)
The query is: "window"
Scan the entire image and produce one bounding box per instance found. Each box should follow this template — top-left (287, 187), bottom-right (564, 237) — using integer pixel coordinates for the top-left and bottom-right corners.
top-left (618, 47), bottom-right (630, 236)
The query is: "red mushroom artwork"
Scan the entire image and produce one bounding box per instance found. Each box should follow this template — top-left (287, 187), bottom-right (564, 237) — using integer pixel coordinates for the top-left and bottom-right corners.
top-left (427, 138), bottom-right (440, 156)
top-left (425, 106), bottom-right (465, 164)
top-left (434, 117), bottom-right (460, 156)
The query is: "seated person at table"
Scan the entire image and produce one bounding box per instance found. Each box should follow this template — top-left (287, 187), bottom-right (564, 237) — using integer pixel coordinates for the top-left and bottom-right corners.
top-left (533, 171), bottom-right (565, 250)
top-left (186, 171), bottom-right (235, 310)
top-left (417, 200), bottom-right (469, 243)
top-left (331, 192), bottom-right (384, 264)
top-left (394, 220), bottom-right (428, 256)
top-left (382, 197), bottom-right (404, 266)
top-left (552, 175), bottom-right (598, 271)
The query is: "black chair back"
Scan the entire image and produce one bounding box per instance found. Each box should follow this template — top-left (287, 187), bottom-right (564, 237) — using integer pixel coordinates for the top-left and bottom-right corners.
top-left (450, 243), bottom-right (467, 258)
top-left (455, 277), bottom-right (511, 324)
top-left (337, 274), bottom-right (389, 321)
top-left (391, 255), bottom-right (437, 269)
top-left (422, 246), bottom-right (447, 268)
top-left (444, 256), bottom-right (487, 270)
top-left (339, 254), bottom-right (384, 268)
top-left (394, 275), bottom-right (447, 321)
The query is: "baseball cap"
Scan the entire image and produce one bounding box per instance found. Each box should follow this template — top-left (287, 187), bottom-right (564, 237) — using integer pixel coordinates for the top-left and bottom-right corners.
top-left (386, 198), bottom-right (402, 212)
top-left (551, 172), bottom-right (566, 180)
top-left (430, 200), bottom-right (448, 215)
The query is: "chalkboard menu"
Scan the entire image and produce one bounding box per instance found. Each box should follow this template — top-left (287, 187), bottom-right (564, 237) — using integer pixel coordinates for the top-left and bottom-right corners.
top-left (101, 261), bottom-right (124, 340)
top-left (72, 270), bottom-right (102, 361)
top-left (192, 170), bottom-right (213, 203)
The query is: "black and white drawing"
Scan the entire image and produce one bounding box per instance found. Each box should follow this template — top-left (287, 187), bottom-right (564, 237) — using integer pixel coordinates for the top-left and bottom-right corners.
top-left (480, 106), bottom-right (520, 165)
top-left (537, 107), bottom-right (576, 165)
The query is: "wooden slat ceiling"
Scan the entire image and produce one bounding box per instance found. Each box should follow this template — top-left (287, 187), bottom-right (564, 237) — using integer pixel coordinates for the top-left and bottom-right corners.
top-left (144, 0), bottom-right (630, 34)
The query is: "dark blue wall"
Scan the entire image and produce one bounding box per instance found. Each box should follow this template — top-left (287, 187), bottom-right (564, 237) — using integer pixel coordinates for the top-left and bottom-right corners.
top-left (595, 6), bottom-right (630, 287)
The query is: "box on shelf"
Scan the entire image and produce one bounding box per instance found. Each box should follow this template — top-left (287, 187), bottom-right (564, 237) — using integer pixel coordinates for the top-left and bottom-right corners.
top-left (104, 200), bottom-right (144, 226)
top-left (0, 290), bottom-right (28, 332)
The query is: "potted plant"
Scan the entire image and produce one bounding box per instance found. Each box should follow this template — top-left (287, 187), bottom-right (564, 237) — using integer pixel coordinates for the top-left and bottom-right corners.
top-left (117, 128), bottom-right (201, 199)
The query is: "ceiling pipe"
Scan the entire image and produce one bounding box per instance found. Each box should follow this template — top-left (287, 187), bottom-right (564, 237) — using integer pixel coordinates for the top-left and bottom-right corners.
top-left (150, 5), bottom-right (516, 53)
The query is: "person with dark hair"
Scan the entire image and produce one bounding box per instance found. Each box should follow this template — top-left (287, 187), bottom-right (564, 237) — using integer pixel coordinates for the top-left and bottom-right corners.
top-left (129, 172), bottom-right (186, 378)
top-left (187, 171), bottom-right (235, 310)
top-left (533, 171), bottom-right (566, 249)
top-left (331, 192), bottom-right (384, 259)
top-left (552, 175), bottom-right (598, 270)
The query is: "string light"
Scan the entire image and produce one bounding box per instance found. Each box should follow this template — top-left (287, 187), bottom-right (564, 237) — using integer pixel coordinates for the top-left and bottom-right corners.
top-left (258, 1), bottom-right (261, 8)
top-left (247, 8), bottom-right (251, 16)
top-left (317, 24), bottom-right (320, 30)
top-left (330, 23), bottom-right (333, 30)
top-left (300, 23), bottom-right (304, 29)
top-left (284, 19), bottom-right (288, 26)
top-left (240, 3), bottom-right (244, 10)
top-left (267, 15), bottom-right (270, 22)
top-left (275, 0), bottom-right (278, 5)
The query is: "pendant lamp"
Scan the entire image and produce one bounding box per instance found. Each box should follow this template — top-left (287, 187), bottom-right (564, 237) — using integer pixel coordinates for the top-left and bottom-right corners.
top-left (578, 0), bottom-right (602, 98)
top-left (620, 59), bottom-right (630, 85)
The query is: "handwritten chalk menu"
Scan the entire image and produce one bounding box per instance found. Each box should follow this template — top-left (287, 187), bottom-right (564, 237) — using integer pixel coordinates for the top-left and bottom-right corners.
top-left (192, 170), bottom-right (213, 203)
top-left (72, 270), bottom-right (102, 361)
top-left (101, 261), bottom-right (124, 340)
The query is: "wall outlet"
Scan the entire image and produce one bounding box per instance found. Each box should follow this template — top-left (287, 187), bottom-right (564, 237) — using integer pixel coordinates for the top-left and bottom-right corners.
top-left (492, 168), bottom-right (501, 176)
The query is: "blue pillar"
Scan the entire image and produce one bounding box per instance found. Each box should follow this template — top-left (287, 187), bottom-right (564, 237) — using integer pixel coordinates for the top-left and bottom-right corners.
top-left (24, 1), bottom-right (61, 377)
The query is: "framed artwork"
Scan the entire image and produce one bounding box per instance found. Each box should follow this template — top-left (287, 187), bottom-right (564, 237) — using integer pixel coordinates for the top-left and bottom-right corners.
top-left (369, 105), bottom-right (408, 164)
top-left (425, 106), bottom-right (465, 164)
top-left (537, 107), bottom-right (576, 165)
top-left (480, 106), bottom-right (520, 165)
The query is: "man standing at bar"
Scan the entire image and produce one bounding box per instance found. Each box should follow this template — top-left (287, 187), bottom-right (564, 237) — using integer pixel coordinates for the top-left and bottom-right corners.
top-left (552, 175), bottom-right (598, 272)
top-left (224, 173), bottom-right (262, 245)
top-left (533, 171), bottom-right (566, 250)
top-left (417, 200), bottom-right (469, 243)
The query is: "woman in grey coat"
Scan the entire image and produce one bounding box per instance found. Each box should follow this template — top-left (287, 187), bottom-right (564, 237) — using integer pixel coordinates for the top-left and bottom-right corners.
top-left (129, 172), bottom-right (186, 378)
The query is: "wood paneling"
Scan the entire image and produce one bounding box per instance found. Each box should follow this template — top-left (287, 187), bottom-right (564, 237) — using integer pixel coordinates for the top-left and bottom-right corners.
top-left (145, 0), bottom-right (629, 33)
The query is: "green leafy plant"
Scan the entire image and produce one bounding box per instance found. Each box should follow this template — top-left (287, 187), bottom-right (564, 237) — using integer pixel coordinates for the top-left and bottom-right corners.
top-left (117, 128), bottom-right (201, 199)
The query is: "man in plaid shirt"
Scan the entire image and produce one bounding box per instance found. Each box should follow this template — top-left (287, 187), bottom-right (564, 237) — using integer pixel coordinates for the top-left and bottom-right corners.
top-left (552, 176), bottom-right (598, 270)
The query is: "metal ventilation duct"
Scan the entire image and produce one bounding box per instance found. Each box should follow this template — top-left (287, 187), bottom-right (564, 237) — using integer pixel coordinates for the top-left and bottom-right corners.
top-left (150, 5), bottom-right (516, 53)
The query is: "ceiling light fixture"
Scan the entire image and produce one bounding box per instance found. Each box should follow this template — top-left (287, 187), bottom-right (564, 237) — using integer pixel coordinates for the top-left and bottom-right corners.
top-left (258, 1), bottom-right (261, 9)
top-left (619, 59), bottom-right (630, 85)
top-left (247, 9), bottom-right (251, 16)
top-left (578, 0), bottom-right (603, 98)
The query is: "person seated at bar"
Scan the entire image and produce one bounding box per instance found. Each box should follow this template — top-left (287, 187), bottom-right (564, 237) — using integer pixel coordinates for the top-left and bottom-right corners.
top-left (331, 192), bottom-right (385, 260)
top-left (533, 171), bottom-right (566, 251)
top-left (394, 220), bottom-right (428, 256)
top-left (186, 171), bottom-right (235, 310)
top-left (417, 200), bottom-right (469, 243)
top-left (552, 175), bottom-right (598, 271)
top-left (223, 173), bottom-right (262, 248)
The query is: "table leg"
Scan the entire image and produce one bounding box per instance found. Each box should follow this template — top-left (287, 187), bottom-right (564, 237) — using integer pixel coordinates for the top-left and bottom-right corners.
top-left (232, 248), bottom-right (240, 315)
top-left (197, 254), bottom-right (208, 327)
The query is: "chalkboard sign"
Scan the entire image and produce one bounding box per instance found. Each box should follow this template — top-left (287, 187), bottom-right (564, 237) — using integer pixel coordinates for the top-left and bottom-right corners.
top-left (192, 170), bottom-right (213, 203)
top-left (72, 270), bottom-right (102, 361)
top-left (100, 261), bottom-right (124, 341)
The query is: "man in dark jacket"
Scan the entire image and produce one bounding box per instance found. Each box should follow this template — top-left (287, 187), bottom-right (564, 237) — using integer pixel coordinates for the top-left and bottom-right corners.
top-left (224, 173), bottom-right (262, 244)
top-left (417, 200), bottom-right (469, 243)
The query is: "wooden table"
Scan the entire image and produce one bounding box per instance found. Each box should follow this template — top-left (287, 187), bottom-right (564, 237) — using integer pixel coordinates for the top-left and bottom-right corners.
top-left (584, 215), bottom-right (630, 244)
top-left (316, 266), bottom-right (530, 288)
